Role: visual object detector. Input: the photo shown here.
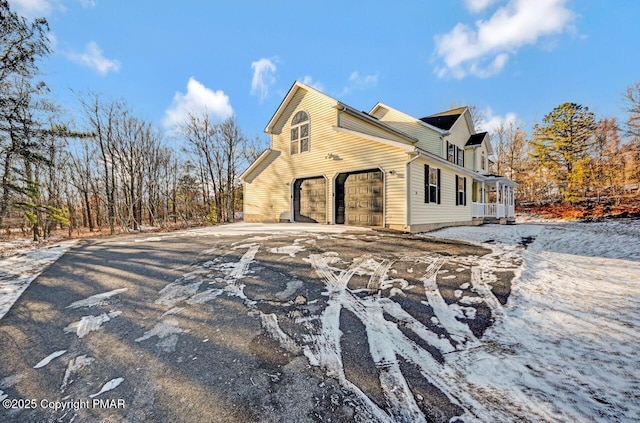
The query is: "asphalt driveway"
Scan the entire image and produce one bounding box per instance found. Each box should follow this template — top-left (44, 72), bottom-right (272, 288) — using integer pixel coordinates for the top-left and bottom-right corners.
top-left (0, 224), bottom-right (515, 423)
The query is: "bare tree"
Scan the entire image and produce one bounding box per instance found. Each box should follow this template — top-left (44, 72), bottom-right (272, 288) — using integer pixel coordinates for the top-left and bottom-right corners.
top-left (623, 82), bottom-right (640, 191)
top-left (491, 120), bottom-right (527, 181)
top-left (180, 114), bottom-right (248, 224)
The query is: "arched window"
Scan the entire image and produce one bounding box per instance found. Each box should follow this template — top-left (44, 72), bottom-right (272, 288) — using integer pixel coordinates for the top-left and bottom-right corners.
top-left (290, 111), bottom-right (309, 155)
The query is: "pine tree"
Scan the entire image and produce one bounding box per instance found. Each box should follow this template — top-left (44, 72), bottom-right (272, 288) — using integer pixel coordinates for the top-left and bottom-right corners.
top-left (531, 102), bottom-right (596, 202)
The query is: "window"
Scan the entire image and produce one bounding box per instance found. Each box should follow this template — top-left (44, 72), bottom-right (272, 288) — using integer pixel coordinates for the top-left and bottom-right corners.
top-left (455, 175), bottom-right (467, 206)
top-left (447, 141), bottom-right (455, 163)
top-left (457, 147), bottom-right (464, 167)
top-left (424, 165), bottom-right (441, 204)
top-left (290, 111), bottom-right (309, 155)
top-left (481, 151), bottom-right (486, 170)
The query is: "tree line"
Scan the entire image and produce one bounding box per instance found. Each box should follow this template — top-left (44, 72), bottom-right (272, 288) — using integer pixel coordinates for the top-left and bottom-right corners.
top-left (489, 91), bottom-right (640, 205)
top-left (0, 1), bottom-right (260, 240)
top-left (2, 2), bottom-right (639, 240)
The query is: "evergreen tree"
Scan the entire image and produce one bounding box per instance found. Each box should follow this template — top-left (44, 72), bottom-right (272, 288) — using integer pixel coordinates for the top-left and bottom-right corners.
top-left (0, 0), bottom-right (51, 228)
top-left (531, 102), bottom-right (596, 202)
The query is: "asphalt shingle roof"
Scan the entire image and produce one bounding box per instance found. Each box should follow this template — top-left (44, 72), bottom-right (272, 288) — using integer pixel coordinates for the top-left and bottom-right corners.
top-left (419, 114), bottom-right (461, 130)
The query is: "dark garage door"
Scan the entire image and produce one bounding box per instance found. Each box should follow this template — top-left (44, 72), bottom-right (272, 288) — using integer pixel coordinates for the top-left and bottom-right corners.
top-left (293, 177), bottom-right (326, 223)
top-left (336, 170), bottom-right (383, 226)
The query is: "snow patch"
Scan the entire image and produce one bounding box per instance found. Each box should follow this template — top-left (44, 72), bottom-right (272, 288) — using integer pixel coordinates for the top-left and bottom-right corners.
top-left (156, 281), bottom-right (202, 308)
top-left (259, 312), bottom-right (301, 354)
top-left (186, 288), bottom-right (224, 305)
top-left (430, 221), bottom-right (640, 421)
top-left (60, 355), bottom-right (94, 392)
top-left (134, 236), bottom-right (162, 243)
top-left (135, 319), bottom-right (188, 342)
top-left (0, 374), bottom-right (24, 389)
top-left (64, 311), bottom-right (121, 338)
top-left (268, 245), bottom-right (306, 257)
top-left (34, 350), bottom-right (67, 369)
top-left (0, 241), bottom-right (78, 320)
top-left (66, 288), bottom-right (127, 309)
top-left (89, 377), bottom-right (124, 398)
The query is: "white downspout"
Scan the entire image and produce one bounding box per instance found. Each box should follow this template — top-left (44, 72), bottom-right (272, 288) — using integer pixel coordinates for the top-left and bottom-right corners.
top-left (481, 181), bottom-right (486, 217)
top-left (405, 153), bottom-right (421, 232)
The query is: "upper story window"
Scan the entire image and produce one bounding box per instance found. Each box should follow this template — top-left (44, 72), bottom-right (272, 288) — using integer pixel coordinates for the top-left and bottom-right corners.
top-left (447, 141), bottom-right (455, 163)
top-left (290, 111), bottom-right (309, 155)
top-left (446, 141), bottom-right (464, 167)
top-left (481, 151), bottom-right (486, 170)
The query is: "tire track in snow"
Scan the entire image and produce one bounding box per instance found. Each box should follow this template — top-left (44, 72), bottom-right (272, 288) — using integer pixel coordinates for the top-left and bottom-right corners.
top-left (304, 253), bottom-right (503, 422)
top-left (418, 257), bottom-right (477, 346)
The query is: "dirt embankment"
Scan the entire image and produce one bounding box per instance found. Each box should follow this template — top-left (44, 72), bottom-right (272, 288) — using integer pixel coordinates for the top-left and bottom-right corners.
top-left (518, 197), bottom-right (640, 221)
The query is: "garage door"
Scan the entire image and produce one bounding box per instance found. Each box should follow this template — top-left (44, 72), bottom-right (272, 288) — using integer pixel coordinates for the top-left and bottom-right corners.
top-left (341, 170), bottom-right (383, 226)
top-left (293, 177), bottom-right (326, 223)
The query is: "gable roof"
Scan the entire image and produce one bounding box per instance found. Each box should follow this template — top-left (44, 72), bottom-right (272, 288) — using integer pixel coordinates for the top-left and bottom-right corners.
top-left (264, 81), bottom-right (417, 143)
top-left (466, 132), bottom-right (488, 146)
top-left (335, 101), bottom-right (418, 143)
top-left (464, 131), bottom-right (494, 155)
top-left (419, 107), bottom-right (467, 130)
top-left (369, 102), bottom-right (449, 135)
top-left (419, 114), bottom-right (460, 130)
top-left (264, 81), bottom-right (337, 134)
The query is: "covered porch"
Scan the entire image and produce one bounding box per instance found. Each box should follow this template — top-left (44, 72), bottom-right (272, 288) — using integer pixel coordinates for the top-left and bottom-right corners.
top-left (471, 176), bottom-right (517, 219)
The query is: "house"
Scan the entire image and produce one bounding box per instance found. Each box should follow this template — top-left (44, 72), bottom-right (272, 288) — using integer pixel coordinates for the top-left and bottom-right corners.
top-left (240, 81), bottom-right (517, 232)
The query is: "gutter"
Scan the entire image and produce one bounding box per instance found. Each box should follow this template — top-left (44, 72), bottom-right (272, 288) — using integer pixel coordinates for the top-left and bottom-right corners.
top-left (414, 147), bottom-right (480, 179)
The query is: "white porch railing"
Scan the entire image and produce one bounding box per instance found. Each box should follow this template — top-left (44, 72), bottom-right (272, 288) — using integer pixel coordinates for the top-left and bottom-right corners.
top-left (486, 203), bottom-right (496, 217)
top-left (472, 202), bottom-right (484, 217)
top-left (472, 202), bottom-right (515, 218)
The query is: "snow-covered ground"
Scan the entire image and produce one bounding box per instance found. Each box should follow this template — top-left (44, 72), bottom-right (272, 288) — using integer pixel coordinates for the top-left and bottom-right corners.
top-left (0, 240), bottom-right (78, 320)
top-left (1, 220), bottom-right (638, 422)
top-left (429, 220), bottom-right (640, 422)
top-left (0, 223), bottom-right (364, 322)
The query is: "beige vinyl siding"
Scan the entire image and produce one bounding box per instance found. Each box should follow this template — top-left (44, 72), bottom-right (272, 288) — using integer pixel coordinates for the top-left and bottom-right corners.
top-left (465, 148), bottom-right (476, 171)
top-left (444, 118), bottom-right (470, 151)
top-left (408, 159), bottom-right (472, 226)
top-left (244, 87), bottom-right (408, 226)
top-left (477, 144), bottom-right (489, 172)
top-left (372, 107), bottom-right (442, 155)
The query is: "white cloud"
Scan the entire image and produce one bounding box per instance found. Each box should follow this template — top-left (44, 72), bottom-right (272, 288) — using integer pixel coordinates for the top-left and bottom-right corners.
top-left (464, 0), bottom-right (501, 13)
top-left (301, 76), bottom-right (325, 92)
top-left (8, 0), bottom-right (61, 17)
top-left (79, 0), bottom-right (96, 7)
top-left (163, 77), bottom-right (233, 128)
top-left (478, 107), bottom-right (519, 133)
top-left (47, 31), bottom-right (58, 50)
top-left (66, 41), bottom-right (120, 75)
top-left (250, 57), bottom-right (277, 102)
top-left (435, 0), bottom-right (574, 78)
top-left (341, 71), bottom-right (378, 96)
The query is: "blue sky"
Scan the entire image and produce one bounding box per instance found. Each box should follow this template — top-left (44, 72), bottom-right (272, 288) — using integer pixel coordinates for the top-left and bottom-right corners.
top-left (9, 0), bottom-right (640, 145)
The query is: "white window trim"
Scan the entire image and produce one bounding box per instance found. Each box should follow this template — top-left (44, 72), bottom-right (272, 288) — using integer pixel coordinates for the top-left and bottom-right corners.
top-left (290, 111), bottom-right (310, 156)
